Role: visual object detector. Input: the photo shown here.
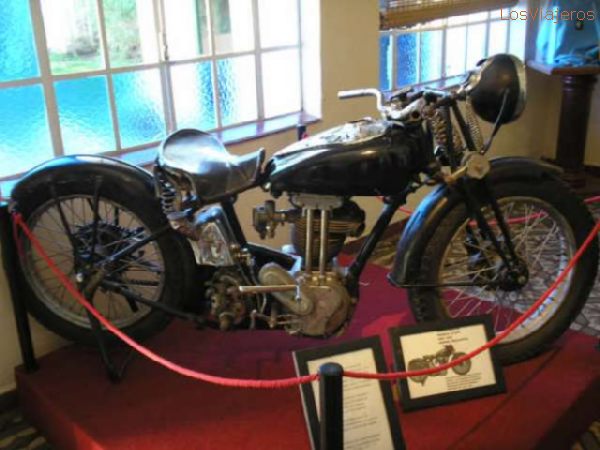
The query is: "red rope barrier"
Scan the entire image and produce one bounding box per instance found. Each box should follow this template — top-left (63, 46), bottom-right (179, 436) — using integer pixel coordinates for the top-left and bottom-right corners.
top-left (585, 195), bottom-right (600, 205)
top-left (13, 213), bottom-right (317, 389)
top-left (11, 210), bottom-right (600, 386)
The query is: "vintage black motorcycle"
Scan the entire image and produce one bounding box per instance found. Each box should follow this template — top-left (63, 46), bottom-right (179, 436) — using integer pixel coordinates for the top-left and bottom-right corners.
top-left (12, 54), bottom-right (599, 364)
top-left (407, 345), bottom-right (471, 385)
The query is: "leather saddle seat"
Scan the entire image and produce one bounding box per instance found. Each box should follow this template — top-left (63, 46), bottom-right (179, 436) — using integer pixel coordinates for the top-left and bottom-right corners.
top-left (158, 129), bottom-right (265, 203)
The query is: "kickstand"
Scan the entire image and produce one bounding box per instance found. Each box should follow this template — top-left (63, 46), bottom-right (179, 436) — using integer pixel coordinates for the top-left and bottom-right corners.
top-left (80, 272), bottom-right (135, 383)
top-left (86, 310), bottom-right (135, 383)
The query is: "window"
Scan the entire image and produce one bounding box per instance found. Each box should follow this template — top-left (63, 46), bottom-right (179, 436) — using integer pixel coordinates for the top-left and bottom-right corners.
top-left (380, 5), bottom-right (527, 91)
top-left (0, 0), bottom-right (304, 180)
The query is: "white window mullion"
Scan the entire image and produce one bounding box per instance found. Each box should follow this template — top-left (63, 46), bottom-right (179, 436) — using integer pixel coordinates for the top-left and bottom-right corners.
top-left (0, 78), bottom-right (41, 89)
top-left (484, 15), bottom-right (491, 58)
top-left (96, 0), bottom-right (122, 152)
top-left (441, 26), bottom-right (448, 79)
top-left (295, 0), bottom-right (304, 114)
top-left (252, 0), bottom-right (265, 121)
top-left (505, 17), bottom-right (512, 53)
top-left (206, 0), bottom-right (223, 130)
top-left (390, 32), bottom-right (397, 90)
top-left (29, 0), bottom-right (64, 158)
top-left (154, 0), bottom-right (176, 134)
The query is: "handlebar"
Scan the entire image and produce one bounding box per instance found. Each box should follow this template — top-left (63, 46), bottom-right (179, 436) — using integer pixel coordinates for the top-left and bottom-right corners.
top-left (337, 86), bottom-right (463, 122)
top-left (337, 89), bottom-right (385, 112)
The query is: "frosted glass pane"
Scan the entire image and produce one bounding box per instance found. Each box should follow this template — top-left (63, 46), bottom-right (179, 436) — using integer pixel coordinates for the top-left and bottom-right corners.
top-left (113, 69), bottom-right (165, 148)
top-left (103, 0), bottom-right (159, 68)
top-left (258, 0), bottom-right (299, 48)
top-left (164, 0), bottom-right (210, 60)
top-left (0, 85), bottom-right (53, 177)
top-left (420, 30), bottom-right (442, 82)
top-left (261, 49), bottom-right (301, 118)
top-left (445, 26), bottom-right (467, 77)
top-left (217, 56), bottom-right (257, 126)
top-left (490, 9), bottom-right (503, 19)
top-left (41, 0), bottom-right (104, 75)
top-left (466, 24), bottom-right (487, 69)
top-left (55, 76), bottom-right (115, 154)
top-left (0, 0), bottom-right (39, 82)
top-left (396, 34), bottom-right (418, 87)
top-left (509, 19), bottom-right (527, 59)
top-left (489, 21), bottom-right (508, 56)
top-left (379, 35), bottom-right (392, 91)
top-left (171, 62), bottom-right (217, 130)
top-left (213, 0), bottom-right (254, 53)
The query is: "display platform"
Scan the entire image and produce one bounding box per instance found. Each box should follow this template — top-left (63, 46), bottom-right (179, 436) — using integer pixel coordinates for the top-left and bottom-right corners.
top-left (16, 263), bottom-right (600, 450)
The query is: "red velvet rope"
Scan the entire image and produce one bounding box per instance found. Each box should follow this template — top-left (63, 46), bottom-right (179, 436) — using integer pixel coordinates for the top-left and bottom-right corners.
top-left (11, 209), bottom-right (600, 387)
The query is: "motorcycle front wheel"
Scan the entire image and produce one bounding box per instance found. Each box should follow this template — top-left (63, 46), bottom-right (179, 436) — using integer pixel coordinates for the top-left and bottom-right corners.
top-left (15, 172), bottom-right (195, 345)
top-left (450, 352), bottom-right (471, 375)
top-left (408, 177), bottom-right (598, 364)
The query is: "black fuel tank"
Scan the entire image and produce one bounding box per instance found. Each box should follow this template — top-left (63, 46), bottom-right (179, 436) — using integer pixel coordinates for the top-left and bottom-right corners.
top-left (266, 120), bottom-right (429, 196)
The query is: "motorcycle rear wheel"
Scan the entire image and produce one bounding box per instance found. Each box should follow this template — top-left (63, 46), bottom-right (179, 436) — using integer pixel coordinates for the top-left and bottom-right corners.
top-left (407, 359), bottom-right (428, 385)
top-left (15, 172), bottom-right (195, 345)
top-left (408, 177), bottom-right (598, 364)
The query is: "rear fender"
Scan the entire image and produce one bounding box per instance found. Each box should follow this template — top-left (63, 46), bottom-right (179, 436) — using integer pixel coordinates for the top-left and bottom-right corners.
top-left (12, 155), bottom-right (156, 207)
top-left (388, 156), bottom-right (561, 286)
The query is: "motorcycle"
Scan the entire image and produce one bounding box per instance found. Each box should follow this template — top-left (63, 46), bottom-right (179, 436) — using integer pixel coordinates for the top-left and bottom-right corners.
top-left (407, 345), bottom-right (470, 385)
top-left (11, 55), bottom-right (599, 364)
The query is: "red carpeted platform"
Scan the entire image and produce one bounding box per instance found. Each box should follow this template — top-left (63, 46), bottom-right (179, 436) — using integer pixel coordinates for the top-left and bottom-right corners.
top-left (16, 264), bottom-right (600, 450)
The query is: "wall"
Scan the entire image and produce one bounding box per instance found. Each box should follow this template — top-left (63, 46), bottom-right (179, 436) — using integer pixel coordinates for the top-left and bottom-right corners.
top-left (0, 0), bottom-right (590, 394)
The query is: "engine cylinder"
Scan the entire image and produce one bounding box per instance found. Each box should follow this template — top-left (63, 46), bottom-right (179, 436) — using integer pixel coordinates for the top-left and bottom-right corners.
top-left (291, 201), bottom-right (365, 267)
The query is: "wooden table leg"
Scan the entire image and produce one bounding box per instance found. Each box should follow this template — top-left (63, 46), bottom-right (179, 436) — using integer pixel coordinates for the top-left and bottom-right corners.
top-left (555, 74), bottom-right (598, 188)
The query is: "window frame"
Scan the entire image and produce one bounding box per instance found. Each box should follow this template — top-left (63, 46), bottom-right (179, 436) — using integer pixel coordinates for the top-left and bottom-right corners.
top-left (0, 0), bottom-right (305, 181)
top-left (380, 8), bottom-right (526, 91)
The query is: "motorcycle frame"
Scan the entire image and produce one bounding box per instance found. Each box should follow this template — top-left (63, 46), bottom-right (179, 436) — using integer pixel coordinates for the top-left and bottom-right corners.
top-left (83, 95), bottom-right (520, 308)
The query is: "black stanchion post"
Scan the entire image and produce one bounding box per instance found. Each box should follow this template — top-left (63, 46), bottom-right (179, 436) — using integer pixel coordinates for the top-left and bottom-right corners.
top-left (319, 362), bottom-right (344, 450)
top-left (297, 124), bottom-right (307, 141)
top-left (0, 203), bottom-right (38, 372)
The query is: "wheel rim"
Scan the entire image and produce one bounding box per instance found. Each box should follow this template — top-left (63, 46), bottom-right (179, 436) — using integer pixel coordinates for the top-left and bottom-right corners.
top-left (438, 196), bottom-right (575, 343)
top-left (23, 195), bottom-right (165, 329)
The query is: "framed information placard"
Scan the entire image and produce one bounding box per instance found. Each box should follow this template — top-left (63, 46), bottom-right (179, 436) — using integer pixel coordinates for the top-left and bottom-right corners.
top-left (293, 336), bottom-right (405, 450)
top-left (390, 315), bottom-right (505, 411)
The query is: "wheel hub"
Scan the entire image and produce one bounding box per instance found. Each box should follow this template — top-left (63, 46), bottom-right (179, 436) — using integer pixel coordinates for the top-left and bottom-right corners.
top-left (497, 258), bottom-right (529, 292)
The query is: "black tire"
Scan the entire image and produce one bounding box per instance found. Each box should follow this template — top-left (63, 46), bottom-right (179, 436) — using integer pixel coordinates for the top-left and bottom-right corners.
top-left (450, 352), bottom-right (471, 375)
top-left (408, 177), bottom-right (598, 364)
top-left (407, 359), bottom-right (429, 385)
top-left (15, 170), bottom-right (196, 345)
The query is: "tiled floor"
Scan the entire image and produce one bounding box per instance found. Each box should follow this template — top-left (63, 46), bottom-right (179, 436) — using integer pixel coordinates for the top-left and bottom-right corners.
top-left (0, 410), bottom-right (48, 450)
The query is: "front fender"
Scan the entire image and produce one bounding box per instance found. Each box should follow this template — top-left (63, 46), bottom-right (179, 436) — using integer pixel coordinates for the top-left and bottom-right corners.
top-left (12, 155), bottom-right (156, 206)
top-left (388, 156), bottom-right (561, 286)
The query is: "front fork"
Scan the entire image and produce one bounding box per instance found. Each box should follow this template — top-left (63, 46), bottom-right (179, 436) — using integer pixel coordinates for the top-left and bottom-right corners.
top-left (459, 177), bottom-right (526, 284)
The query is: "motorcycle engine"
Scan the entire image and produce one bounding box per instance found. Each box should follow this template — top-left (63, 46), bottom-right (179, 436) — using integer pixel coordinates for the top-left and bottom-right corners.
top-left (290, 200), bottom-right (365, 266)
top-left (253, 200), bottom-right (365, 264)
top-left (258, 263), bottom-right (354, 336)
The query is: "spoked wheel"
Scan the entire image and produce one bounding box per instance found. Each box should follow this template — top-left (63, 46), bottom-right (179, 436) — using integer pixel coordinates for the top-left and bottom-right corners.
top-left (450, 353), bottom-right (471, 375)
top-left (408, 178), bottom-right (599, 364)
top-left (16, 173), bottom-right (194, 345)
